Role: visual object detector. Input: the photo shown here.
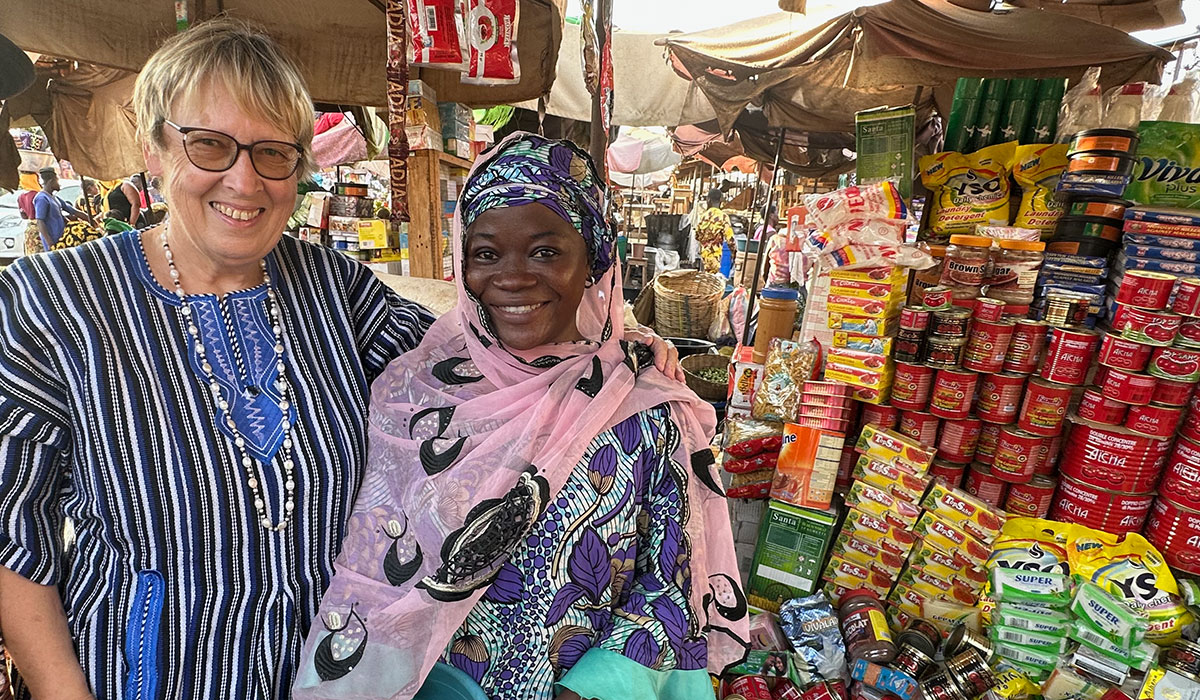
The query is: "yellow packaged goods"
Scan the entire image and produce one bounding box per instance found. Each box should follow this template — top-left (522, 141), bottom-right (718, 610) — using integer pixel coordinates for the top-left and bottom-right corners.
top-left (847, 480), bottom-right (923, 529)
top-left (1067, 529), bottom-right (1195, 645)
top-left (913, 512), bottom-right (991, 567)
top-left (922, 599), bottom-right (981, 635)
top-left (919, 481), bottom-right (1006, 544)
top-left (822, 554), bottom-right (893, 596)
top-left (1012, 143), bottom-right (1069, 237)
top-left (843, 508), bottom-right (918, 556)
top-left (853, 455), bottom-right (930, 503)
top-left (919, 141), bottom-right (1018, 241)
top-left (986, 517), bottom-right (1072, 574)
top-left (836, 533), bottom-right (906, 575)
top-left (888, 583), bottom-right (931, 619)
top-left (855, 424), bottom-right (936, 475)
top-left (909, 543), bottom-right (988, 588)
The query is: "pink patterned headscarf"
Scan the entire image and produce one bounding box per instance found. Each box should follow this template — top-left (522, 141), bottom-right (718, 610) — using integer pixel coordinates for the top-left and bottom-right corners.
top-left (293, 132), bottom-right (748, 699)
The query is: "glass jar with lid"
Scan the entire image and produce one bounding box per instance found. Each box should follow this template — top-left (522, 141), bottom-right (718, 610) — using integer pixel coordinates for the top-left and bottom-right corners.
top-left (986, 239), bottom-right (1046, 305)
top-left (838, 589), bottom-right (896, 663)
top-left (939, 235), bottom-right (992, 300)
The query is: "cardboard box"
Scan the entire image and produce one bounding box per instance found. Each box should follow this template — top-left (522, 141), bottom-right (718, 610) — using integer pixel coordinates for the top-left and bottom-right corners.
top-left (406, 94), bottom-right (441, 133)
top-left (407, 79), bottom-right (437, 101)
top-left (305, 192), bottom-right (331, 228)
top-left (770, 424), bottom-right (844, 510)
top-left (445, 138), bottom-right (473, 160)
top-left (406, 125), bottom-right (443, 152)
top-left (856, 105), bottom-right (916, 201)
top-left (357, 219), bottom-right (390, 250)
top-left (746, 500), bottom-right (839, 613)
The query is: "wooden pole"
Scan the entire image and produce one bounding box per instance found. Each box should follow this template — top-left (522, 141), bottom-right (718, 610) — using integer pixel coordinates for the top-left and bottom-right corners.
top-left (741, 128), bottom-right (787, 348)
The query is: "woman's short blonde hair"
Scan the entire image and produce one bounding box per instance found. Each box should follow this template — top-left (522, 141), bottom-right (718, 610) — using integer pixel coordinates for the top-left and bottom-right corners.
top-left (132, 17), bottom-right (315, 179)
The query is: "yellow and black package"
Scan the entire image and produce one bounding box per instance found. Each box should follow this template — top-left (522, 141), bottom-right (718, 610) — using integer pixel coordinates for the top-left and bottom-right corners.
top-left (1012, 143), bottom-right (1068, 238)
top-left (978, 517), bottom-right (1073, 624)
top-left (1068, 529), bottom-right (1195, 645)
top-left (919, 141), bottom-right (1017, 243)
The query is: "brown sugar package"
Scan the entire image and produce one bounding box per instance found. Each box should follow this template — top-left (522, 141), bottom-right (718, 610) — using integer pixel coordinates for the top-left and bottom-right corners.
top-left (752, 338), bottom-right (820, 423)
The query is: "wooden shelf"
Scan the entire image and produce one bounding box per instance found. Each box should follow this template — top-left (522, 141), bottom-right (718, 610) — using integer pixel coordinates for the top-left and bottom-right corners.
top-left (438, 151), bottom-right (475, 169)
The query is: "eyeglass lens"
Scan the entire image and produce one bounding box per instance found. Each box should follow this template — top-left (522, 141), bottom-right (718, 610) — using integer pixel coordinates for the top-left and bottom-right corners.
top-left (183, 129), bottom-right (301, 180)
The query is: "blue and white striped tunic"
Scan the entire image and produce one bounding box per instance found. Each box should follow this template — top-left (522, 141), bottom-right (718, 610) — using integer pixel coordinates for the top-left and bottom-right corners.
top-left (0, 229), bottom-right (434, 699)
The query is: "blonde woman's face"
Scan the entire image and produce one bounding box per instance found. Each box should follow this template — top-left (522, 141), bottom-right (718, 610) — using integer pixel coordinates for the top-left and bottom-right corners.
top-left (144, 81), bottom-right (299, 272)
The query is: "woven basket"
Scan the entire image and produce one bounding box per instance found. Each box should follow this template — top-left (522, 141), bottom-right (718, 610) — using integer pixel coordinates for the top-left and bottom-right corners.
top-left (653, 270), bottom-right (725, 339)
top-left (681, 354), bottom-right (731, 402)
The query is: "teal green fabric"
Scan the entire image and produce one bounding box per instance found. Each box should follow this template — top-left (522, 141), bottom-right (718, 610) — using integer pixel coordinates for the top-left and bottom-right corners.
top-left (554, 648), bottom-right (715, 700)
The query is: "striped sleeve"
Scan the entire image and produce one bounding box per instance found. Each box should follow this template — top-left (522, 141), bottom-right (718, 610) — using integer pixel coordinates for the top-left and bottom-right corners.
top-left (344, 263), bottom-right (436, 382)
top-left (0, 264), bottom-right (72, 584)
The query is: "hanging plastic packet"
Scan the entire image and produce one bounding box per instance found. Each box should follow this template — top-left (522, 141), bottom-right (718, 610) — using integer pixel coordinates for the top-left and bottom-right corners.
top-left (1012, 144), bottom-right (1069, 237)
top-left (805, 182), bottom-right (909, 230)
top-left (752, 339), bottom-right (820, 423)
top-left (461, 0), bottom-right (520, 85)
top-left (919, 141), bottom-right (1017, 242)
top-left (779, 593), bottom-right (848, 684)
top-left (407, 0), bottom-right (469, 69)
top-left (724, 418), bottom-right (784, 458)
top-left (977, 225), bottom-right (1042, 242)
top-left (1056, 67), bottom-right (1103, 143)
top-left (806, 217), bottom-right (907, 254)
top-left (819, 243), bottom-right (935, 271)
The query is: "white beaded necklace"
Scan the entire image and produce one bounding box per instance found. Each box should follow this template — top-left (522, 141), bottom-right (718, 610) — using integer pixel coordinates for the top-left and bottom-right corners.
top-left (160, 228), bottom-right (296, 532)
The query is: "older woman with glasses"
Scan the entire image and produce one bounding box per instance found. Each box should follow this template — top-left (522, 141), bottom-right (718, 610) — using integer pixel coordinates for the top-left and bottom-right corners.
top-left (0, 18), bottom-right (680, 700)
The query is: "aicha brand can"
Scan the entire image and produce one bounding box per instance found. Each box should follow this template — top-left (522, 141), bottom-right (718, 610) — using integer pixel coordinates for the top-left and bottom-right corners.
top-left (900, 411), bottom-right (941, 447)
top-left (861, 404), bottom-right (901, 431)
top-left (926, 337), bottom-right (967, 370)
top-left (1116, 270), bottom-right (1177, 310)
top-left (932, 308), bottom-right (972, 338)
top-left (901, 306), bottom-right (932, 331)
top-left (1125, 403), bottom-right (1184, 438)
top-left (973, 297), bottom-right (1006, 323)
top-left (1077, 387), bottom-right (1128, 424)
top-left (992, 425), bottom-right (1042, 483)
top-left (1099, 367), bottom-right (1158, 405)
top-left (939, 417), bottom-right (982, 464)
top-left (964, 461), bottom-right (1009, 507)
top-left (975, 421), bottom-right (1004, 465)
top-left (1097, 333), bottom-right (1153, 372)
top-left (1179, 317), bottom-right (1200, 348)
top-left (931, 458), bottom-right (968, 486)
top-left (1174, 278), bottom-right (1200, 317)
top-left (1161, 441), bottom-right (1200, 510)
top-left (1005, 475), bottom-right (1056, 517)
top-left (892, 362), bottom-right (935, 411)
top-left (1112, 304), bottom-right (1182, 346)
top-left (1039, 327), bottom-right (1099, 385)
top-left (1050, 475), bottom-right (1155, 534)
top-left (1058, 423), bottom-right (1168, 494)
top-left (1144, 497), bottom-right (1200, 576)
top-left (963, 320), bottom-right (1015, 373)
top-left (1018, 377), bottom-right (1073, 436)
top-left (1149, 346), bottom-right (1200, 383)
top-left (930, 369), bottom-right (979, 420)
top-left (1004, 320), bottom-right (1048, 374)
top-left (1154, 377), bottom-right (1194, 406)
top-left (976, 372), bottom-right (1026, 423)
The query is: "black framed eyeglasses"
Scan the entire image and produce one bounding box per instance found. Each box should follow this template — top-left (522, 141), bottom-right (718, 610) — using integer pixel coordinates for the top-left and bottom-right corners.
top-left (163, 119), bottom-right (304, 180)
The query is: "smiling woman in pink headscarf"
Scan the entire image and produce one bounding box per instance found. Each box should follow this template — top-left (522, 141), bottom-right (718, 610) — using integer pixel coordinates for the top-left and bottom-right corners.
top-left (294, 133), bottom-right (749, 700)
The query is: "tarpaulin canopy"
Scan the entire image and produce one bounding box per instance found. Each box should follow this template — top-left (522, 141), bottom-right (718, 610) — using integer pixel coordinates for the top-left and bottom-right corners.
top-left (662, 0), bottom-right (1173, 135)
top-left (1006, 0), bottom-right (1186, 33)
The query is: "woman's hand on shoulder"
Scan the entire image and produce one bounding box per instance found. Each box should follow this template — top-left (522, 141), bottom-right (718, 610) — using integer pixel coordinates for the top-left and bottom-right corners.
top-left (625, 325), bottom-right (685, 383)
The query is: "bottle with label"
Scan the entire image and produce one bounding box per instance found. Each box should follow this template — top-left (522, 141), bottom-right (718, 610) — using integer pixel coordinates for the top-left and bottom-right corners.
top-left (839, 589), bottom-right (897, 663)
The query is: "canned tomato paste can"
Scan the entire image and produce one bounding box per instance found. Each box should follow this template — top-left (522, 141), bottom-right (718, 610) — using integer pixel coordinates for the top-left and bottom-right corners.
top-left (1116, 270), bottom-right (1177, 310)
top-left (931, 458), bottom-right (968, 487)
top-left (1035, 434), bottom-right (1064, 475)
top-left (894, 328), bottom-right (927, 364)
top-left (926, 337), bottom-right (967, 370)
top-left (946, 649), bottom-right (996, 698)
top-left (1148, 346), bottom-right (1200, 383)
top-left (939, 417), bottom-right (982, 464)
top-left (771, 680), bottom-right (805, 700)
top-left (974, 421), bottom-right (1004, 465)
top-left (1154, 377), bottom-right (1194, 406)
top-left (1174, 278), bottom-right (1200, 317)
top-left (1179, 317), bottom-right (1200, 349)
top-left (892, 362), bottom-right (935, 411)
top-left (973, 297), bottom-right (1006, 323)
top-left (1097, 332), bottom-right (1153, 372)
top-left (901, 306), bottom-right (932, 331)
top-left (1077, 386), bottom-right (1129, 425)
top-left (861, 404), bottom-right (900, 431)
top-left (1058, 426), bottom-right (1167, 494)
top-left (924, 286), bottom-right (954, 311)
top-left (932, 307), bottom-right (972, 337)
top-left (1125, 403), bottom-right (1184, 438)
top-left (1018, 377), bottom-right (1073, 436)
top-left (992, 425), bottom-right (1042, 483)
top-left (963, 320), bottom-right (1015, 373)
top-left (1160, 443), bottom-right (1200, 510)
top-left (976, 372), bottom-right (1026, 423)
top-left (929, 369), bottom-right (979, 420)
top-left (1145, 496), bottom-right (1200, 577)
top-left (1005, 475), bottom-right (1056, 517)
top-left (1004, 320), bottom-right (1048, 374)
top-left (1112, 304), bottom-right (1182, 346)
top-left (1039, 327), bottom-right (1099, 385)
top-left (899, 411), bottom-right (941, 447)
top-left (1099, 367), bottom-right (1158, 405)
top-left (1050, 475), bottom-right (1155, 534)
top-left (1182, 402), bottom-right (1200, 443)
top-left (964, 461), bottom-right (1009, 507)
top-left (730, 674), bottom-right (773, 700)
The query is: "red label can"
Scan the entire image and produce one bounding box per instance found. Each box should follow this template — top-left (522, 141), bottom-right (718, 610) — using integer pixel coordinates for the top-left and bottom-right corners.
top-left (1112, 304), bottom-right (1182, 346)
top-left (975, 421), bottom-right (1005, 465)
top-left (1173, 278), bottom-right (1200, 317)
top-left (992, 425), bottom-right (1042, 483)
top-left (1097, 333), bottom-right (1153, 372)
top-left (731, 675), bottom-right (774, 700)
top-left (772, 680), bottom-right (806, 700)
top-left (976, 372), bottom-right (1026, 423)
top-left (964, 461), bottom-right (1009, 507)
top-left (1144, 497), bottom-right (1200, 576)
top-left (899, 410), bottom-right (941, 448)
top-left (1018, 377), bottom-right (1073, 436)
top-left (892, 362), bottom-right (935, 411)
top-left (1039, 327), bottom-right (1099, 386)
top-left (1099, 367), bottom-right (1158, 405)
top-left (1050, 475), bottom-right (1155, 533)
top-left (1153, 377), bottom-right (1193, 407)
top-left (1125, 403), bottom-right (1184, 438)
top-left (900, 306), bottom-right (931, 331)
top-left (931, 458), bottom-right (968, 487)
top-left (939, 417), bottom-right (982, 464)
top-left (1036, 434), bottom-right (1063, 475)
top-left (1004, 320), bottom-right (1048, 374)
top-left (924, 286), bottom-right (953, 311)
top-left (1005, 475), bottom-right (1056, 517)
top-left (1160, 440), bottom-right (1200, 510)
top-left (963, 320), bottom-right (1015, 373)
top-left (1058, 427), bottom-right (1166, 494)
top-left (1077, 387), bottom-right (1129, 425)
top-left (973, 297), bottom-right (1006, 322)
top-left (1148, 346), bottom-right (1200, 383)
top-left (1116, 270), bottom-right (1177, 310)
top-left (929, 369), bottom-right (979, 420)
top-left (1179, 317), bottom-right (1200, 348)
top-left (860, 404), bottom-right (900, 431)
